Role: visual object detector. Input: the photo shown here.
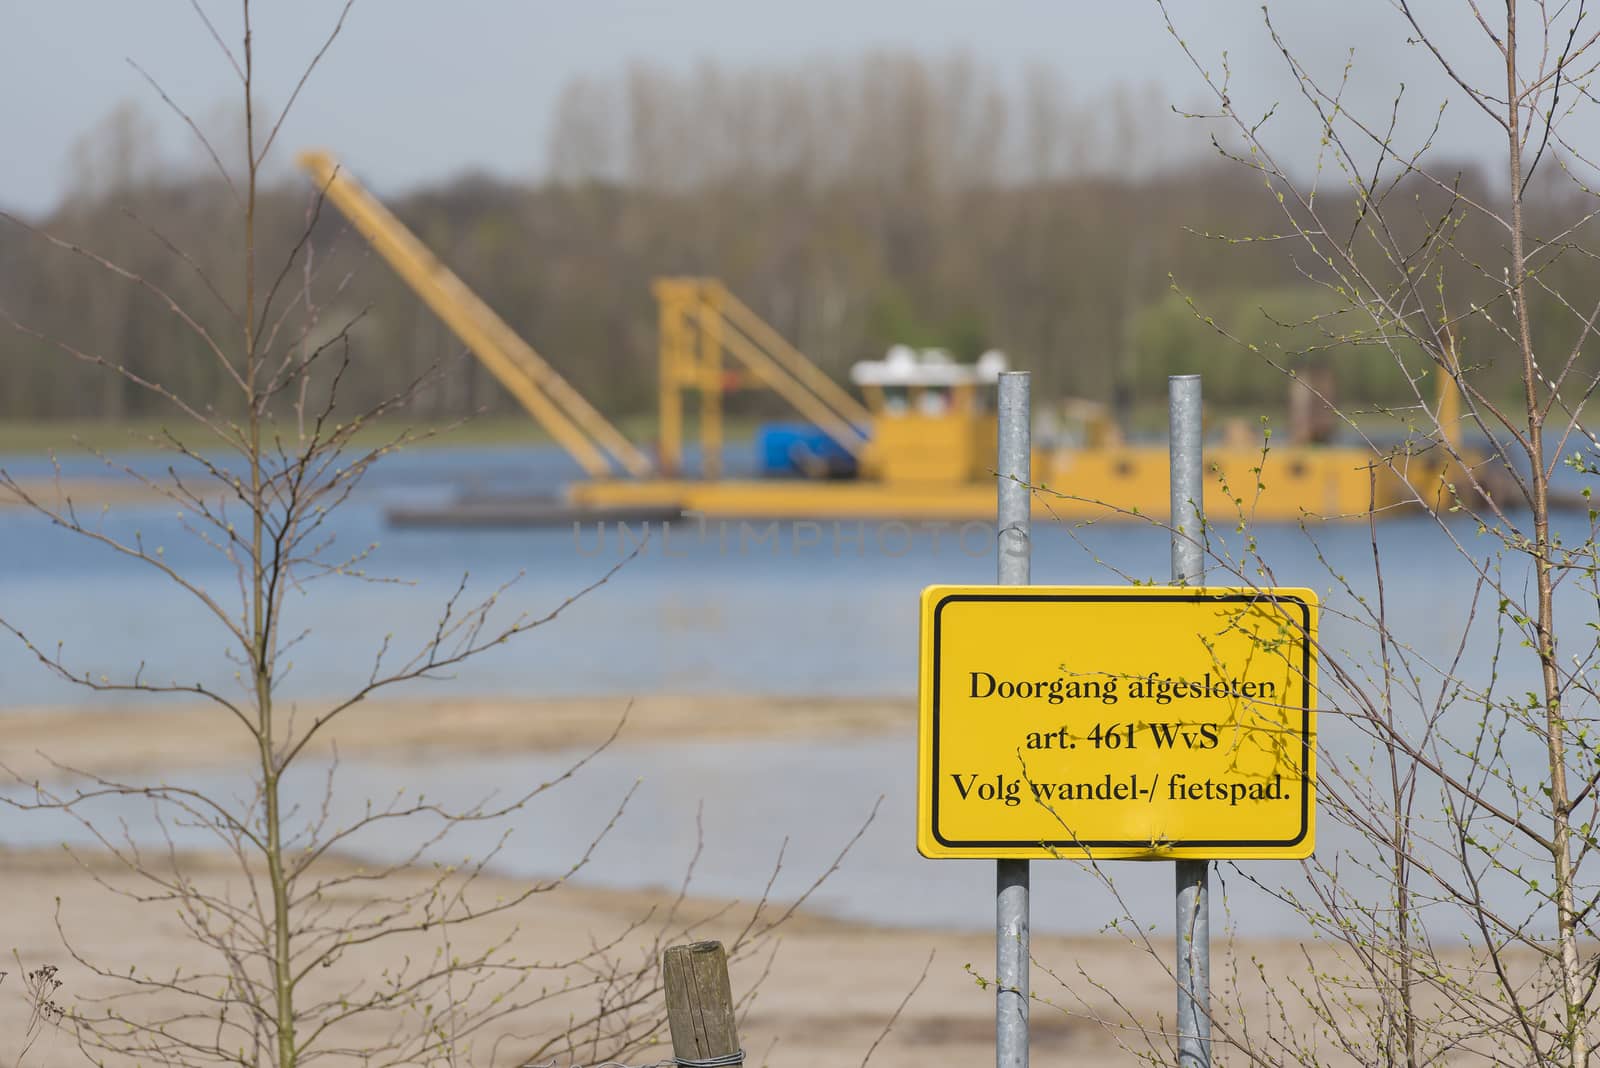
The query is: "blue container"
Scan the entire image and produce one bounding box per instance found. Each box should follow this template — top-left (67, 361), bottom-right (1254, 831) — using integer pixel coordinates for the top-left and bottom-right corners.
top-left (755, 422), bottom-right (862, 478)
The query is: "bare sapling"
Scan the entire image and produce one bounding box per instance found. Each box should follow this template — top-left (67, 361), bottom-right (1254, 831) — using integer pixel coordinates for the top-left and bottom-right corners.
top-left (0, 4), bottom-right (868, 1066)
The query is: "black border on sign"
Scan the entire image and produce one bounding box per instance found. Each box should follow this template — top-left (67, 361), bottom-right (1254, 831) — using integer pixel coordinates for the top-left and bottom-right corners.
top-left (929, 591), bottom-right (1315, 850)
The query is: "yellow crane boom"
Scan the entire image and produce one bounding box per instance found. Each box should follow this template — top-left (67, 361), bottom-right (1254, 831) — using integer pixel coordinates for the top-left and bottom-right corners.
top-left (713, 284), bottom-right (873, 430)
top-left (297, 150), bottom-right (653, 479)
top-left (654, 277), bottom-right (871, 478)
top-left (709, 309), bottom-right (869, 455)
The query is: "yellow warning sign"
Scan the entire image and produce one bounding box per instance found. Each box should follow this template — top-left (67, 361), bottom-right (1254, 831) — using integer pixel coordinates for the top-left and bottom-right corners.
top-left (918, 586), bottom-right (1317, 860)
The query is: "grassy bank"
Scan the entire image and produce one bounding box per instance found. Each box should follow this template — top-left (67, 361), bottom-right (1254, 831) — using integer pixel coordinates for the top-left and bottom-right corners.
top-left (0, 414), bottom-right (779, 456)
top-left (0, 416), bottom-right (572, 455)
top-left (0, 401), bottom-right (1455, 457)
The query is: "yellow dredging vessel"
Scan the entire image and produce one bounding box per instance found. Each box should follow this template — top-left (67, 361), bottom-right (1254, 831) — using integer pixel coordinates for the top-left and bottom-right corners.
top-left (299, 150), bottom-right (1471, 525)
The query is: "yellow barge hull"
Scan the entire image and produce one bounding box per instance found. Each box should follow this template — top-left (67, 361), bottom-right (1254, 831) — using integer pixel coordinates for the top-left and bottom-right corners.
top-left (569, 445), bottom-right (1449, 522)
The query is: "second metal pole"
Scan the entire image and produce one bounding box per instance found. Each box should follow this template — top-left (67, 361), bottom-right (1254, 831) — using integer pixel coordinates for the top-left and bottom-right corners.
top-left (1169, 375), bottom-right (1211, 1068)
top-left (996, 371), bottom-right (1030, 1068)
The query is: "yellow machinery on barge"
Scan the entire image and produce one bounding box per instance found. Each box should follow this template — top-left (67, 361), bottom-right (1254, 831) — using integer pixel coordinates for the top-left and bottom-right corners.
top-left (300, 150), bottom-right (1467, 523)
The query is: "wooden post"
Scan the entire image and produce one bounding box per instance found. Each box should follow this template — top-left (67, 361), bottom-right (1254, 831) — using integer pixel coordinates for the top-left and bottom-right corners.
top-left (663, 941), bottom-right (742, 1067)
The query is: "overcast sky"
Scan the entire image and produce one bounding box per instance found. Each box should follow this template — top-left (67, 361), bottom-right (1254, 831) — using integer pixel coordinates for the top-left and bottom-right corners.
top-left (0, 1), bottom-right (1527, 216)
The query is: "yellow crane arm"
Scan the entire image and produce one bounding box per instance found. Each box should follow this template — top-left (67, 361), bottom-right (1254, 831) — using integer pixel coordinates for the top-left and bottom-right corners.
top-left (705, 308), bottom-right (870, 457)
top-left (713, 285), bottom-right (874, 430)
top-left (297, 150), bottom-right (653, 479)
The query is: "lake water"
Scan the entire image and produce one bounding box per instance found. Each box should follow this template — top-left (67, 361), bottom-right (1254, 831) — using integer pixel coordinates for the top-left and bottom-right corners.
top-left (1, 442), bottom-right (1594, 935)
top-left (0, 444), bottom-right (1530, 705)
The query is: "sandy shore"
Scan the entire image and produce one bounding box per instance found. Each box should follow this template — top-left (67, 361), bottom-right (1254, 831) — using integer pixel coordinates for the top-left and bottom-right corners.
top-left (0, 476), bottom-right (195, 511)
top-left (0, 695), bottom-right (912, 782)
top-left (0, 841), bottom-right (1366, 1068)
top-left (0, 696), bottom-right (1515, 1065)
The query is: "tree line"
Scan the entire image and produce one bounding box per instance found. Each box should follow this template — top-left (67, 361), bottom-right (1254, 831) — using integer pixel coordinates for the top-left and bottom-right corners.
top-left (3, 53), bottom-right (1594, 433)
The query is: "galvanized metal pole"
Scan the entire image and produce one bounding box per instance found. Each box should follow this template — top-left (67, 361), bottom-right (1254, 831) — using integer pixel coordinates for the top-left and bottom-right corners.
top-left (996, 371), bottom-right (1031, 1068)
top-left (1169, 374), bottom-right (1211, 1068)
